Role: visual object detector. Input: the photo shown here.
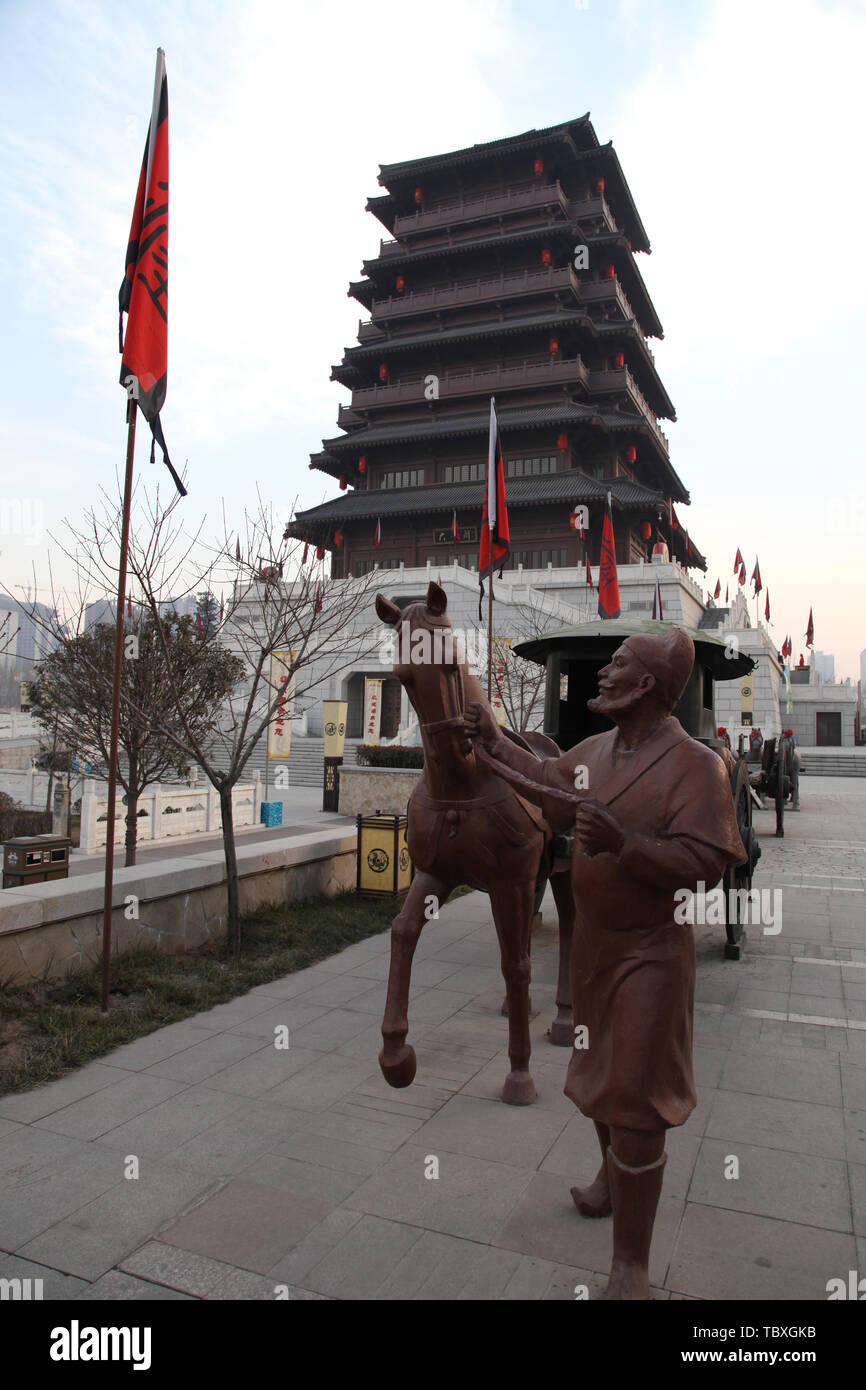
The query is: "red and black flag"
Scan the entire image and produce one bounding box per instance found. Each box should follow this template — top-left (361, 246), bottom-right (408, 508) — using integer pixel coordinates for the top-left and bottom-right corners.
top-left (196, 613), bottom-right (203, 635)
top-left (714, 578), bottom-right (721, 599)
top-left (765, 590), bottom-right (770, 622)
top-left (751, 557), bottom-right (762, 595)
top-left (806, 608), bottom-right (814, 646)
top-left (597, 492), bottom-right (621, 620)
top-left (118, 50), bottom-right (185, 497)
top-left (733, 547), bottom-right (743, 573)
top-left (665, 498), bottom-right (678, 530)
top-left (479, 398), bottom-right (510, 616)
top-left (738, 561), bottom-right (746, 586)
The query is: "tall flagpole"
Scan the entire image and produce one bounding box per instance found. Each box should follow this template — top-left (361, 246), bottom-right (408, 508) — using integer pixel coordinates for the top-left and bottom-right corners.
top-left (101, 398), bottom-right (137, 1011)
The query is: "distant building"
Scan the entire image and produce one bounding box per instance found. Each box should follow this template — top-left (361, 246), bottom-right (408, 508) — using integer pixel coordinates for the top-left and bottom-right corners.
top-left (812, 650), bottom-right (835, 684)
top-left (84, 598), bottom-right (115, 630)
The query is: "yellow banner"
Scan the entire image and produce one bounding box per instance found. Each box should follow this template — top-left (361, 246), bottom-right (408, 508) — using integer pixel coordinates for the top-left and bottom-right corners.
top-left (323, 701), bottom-right (348, 758)
top-left (739, 671), bottom-right (754, 725)
top-left (363, 679), bottom-right (383, 746)
top-left (267, 650), bottom-right (297, 757)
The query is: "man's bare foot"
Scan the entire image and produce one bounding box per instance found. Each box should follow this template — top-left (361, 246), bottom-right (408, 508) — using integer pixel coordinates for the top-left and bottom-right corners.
top-left (601, 1259), bottom-right (650, 1300)
top-left (570, 1165), bottom-right (612, 1218)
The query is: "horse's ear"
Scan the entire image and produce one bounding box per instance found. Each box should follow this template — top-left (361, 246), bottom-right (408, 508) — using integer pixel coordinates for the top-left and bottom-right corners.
top-left (427, 580), bottom-right (447, 616)
top-left (375, 593), bottom-right (401, 627)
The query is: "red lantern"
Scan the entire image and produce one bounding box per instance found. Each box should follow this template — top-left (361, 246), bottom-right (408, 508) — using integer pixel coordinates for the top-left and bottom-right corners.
top-left (604, 263), bottom-right (615, 280)
top-left (334, 529), bottom-right (344, 548)
top-left (557, 433), bottom-right (568, 452)
top-left (595, 176), bottom-right (605, 194)
top-left (625, 445), bottom-right (637, 464)
top-left (379, 363), bottom-right (388, 382)
top-left (339, 475), bottom-right (347, 490)
top-left (641, 521), bottom-right (652, 540)
top-left (613, 351), bottom-right (625, 369)
top-left (414, 185), bottom-right (423, 204)
top-left (534, 157), bottom-right (544, 175)
top-left (541, 248), bottom-right (552, 266)
top-left (358, 455), bottom-right (368, 473)
top-left (316, 544), bottom-right (325, 561)
top-left (549, 337), bottom-right (559, 355)
top-left (395, 275), bottom-right (405, 293)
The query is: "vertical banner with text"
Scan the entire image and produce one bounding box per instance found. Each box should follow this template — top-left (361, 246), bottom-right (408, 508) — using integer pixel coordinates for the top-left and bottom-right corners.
top-left (267, 651), bottom-right (297, 759)
top-left (363, 679), bottom-right (383, 746)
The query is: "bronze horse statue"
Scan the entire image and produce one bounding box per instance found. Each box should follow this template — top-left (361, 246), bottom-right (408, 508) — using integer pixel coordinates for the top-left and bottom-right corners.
top-left (375, 581), bottom-right (574, 1105)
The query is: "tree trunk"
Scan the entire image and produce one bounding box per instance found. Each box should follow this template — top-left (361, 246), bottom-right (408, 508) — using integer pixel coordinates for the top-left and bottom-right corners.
top-left (219, 784), bottom-right (241, 960)
top-left (124, 780), bottom-right (139, 867)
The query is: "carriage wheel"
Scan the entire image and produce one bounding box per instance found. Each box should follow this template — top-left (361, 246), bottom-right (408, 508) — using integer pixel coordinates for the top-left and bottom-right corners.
top-left (722, 757), bottom-right (756, 960)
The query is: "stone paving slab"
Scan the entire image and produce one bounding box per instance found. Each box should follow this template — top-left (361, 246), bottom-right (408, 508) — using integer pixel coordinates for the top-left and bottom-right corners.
top-left (1, 775), bottom-right (864, 1300)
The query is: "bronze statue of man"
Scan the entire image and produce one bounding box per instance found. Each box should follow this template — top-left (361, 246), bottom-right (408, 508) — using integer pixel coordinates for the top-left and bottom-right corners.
top-left (465, 628), bottom-right (746, 1299)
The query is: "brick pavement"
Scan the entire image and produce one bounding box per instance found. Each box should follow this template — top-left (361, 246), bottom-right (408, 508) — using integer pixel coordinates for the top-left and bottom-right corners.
top-left (1, 776), bottom-right (864, 1300)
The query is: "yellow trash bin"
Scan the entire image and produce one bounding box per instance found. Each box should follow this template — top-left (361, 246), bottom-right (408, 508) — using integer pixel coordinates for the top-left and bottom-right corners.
top-left (356, 815), bottom-right (412, 897)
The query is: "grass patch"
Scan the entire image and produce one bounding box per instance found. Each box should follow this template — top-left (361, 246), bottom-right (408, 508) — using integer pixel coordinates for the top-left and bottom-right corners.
top-left (0, 889), bottom-right (406, 1097)
top-left (0, 884), bottom-right (476, 1098)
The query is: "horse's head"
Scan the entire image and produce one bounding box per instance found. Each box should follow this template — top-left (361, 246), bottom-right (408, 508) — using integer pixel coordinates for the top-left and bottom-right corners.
top-left (376, 581), bottom-right (474, 764)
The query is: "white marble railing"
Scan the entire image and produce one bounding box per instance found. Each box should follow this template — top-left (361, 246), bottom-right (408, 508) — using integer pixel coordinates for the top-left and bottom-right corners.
top-left (79, 775), bottom-right (262, 853)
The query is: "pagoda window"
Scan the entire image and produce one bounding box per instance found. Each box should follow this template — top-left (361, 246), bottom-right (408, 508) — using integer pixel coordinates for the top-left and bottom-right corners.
top-left (380, 469), bottom-right (425, 489)
top-left (444, 463), bottom-right (485, 483)
top-left (506, 456), bottom-right (557, 478)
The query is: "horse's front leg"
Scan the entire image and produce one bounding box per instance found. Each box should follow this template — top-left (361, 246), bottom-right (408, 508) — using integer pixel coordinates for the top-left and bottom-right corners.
top-left (490, 877), bottom-right (536, 1106)
top-left (548, 868), bottom-right (575, 1046)
top-left (379, 870), bottom-right (452, 1089)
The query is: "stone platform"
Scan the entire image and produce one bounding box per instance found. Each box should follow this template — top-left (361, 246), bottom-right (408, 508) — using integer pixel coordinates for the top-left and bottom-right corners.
top-left (0, 776), bottom-right (863, 1300)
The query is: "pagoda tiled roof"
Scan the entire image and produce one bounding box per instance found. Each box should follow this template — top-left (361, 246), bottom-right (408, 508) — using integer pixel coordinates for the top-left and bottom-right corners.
top-left (374, 117), bottom-right (651, 253)
top-left (293, 471), bottom-right (663, 524)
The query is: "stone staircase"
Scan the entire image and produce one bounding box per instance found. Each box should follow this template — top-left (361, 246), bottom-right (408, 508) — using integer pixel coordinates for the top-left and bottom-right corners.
top-left (213, 736), bottom-right (366, 790)
top-left (799, 748), bottom-right (866, 778)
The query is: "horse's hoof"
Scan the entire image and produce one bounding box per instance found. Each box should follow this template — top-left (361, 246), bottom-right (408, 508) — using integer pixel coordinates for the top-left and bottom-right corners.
top-left (502, 1070), bottom-right (536, 1105)
top-left (548, 1018), bottom-right (573, 1047)
top-left (379, 1045), bottom-right (417, 1089)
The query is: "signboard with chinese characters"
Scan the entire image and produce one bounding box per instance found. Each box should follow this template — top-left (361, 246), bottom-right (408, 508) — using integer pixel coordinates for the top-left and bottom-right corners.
top-left (267, 650), bottom-right (297, 757)
top-left (363, 679), bottom-right (383, 746)
top-left (432, 525), bottom-right (478, 545)
top-left (489, 637), bottom-right (512, 725)
top-left (322, 701), bottom-right (348, 759)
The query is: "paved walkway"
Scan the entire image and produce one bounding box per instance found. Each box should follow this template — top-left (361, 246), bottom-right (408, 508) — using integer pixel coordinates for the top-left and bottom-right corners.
top-left (1, 778), bottom-right (864, 1300)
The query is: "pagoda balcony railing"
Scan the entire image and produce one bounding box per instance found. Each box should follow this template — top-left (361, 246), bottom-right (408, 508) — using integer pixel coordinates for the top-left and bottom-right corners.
top-left (586, 366), bottom-right (669, 451)
top-left (577, 275), bottom-right (639, 326)
top-left (339, 357), bottom-right (591, 421)
top-left (370, 265), bottom-right (580, 323)
top-left (567, 193), bottom-right (619, 234)
top-left (387, 180), bottom-right (570, 241)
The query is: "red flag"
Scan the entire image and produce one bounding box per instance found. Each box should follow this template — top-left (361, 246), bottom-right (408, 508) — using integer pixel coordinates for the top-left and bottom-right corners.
top-left (714, 578), bottom-right (721, 599)
top-left (806, 608), bottom-right (814, 646)
top-left (451, 509), bottom-right (460, 541)
top-left (738, 562), bottom-right (746, 585)
top-left (118, 50), bottom-right (185, 497)
top-left (597, 492), bottom-right (621, 619)
top-left (479, 398), bottom-right (510, 581)
top-left (733, 547), bottom-right (743, 573)
top-left (585, 552), bottom-right (593, 589)
top-left (314, 582), bottom-right (323, 613)
top-left (665, 498), bottom-right (678, 530)
top-left (652, 574), bottom-right (664, 620)
top-left (751, 557), bottom-right (762, 594)
top-left (725, 584), bottom-right (729, 603)
top-left (374, 518), bottom-right (382, 547)
top-left (764, 590), bottom-right (770, 621)
top-left (196, 613), bottom-right (203, 635)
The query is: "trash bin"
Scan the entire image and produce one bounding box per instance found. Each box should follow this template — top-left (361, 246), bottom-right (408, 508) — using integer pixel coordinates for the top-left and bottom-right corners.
top-left (356, 815), bottom-right (412, 897)
top-left (2, 835), bottom-right (72, 889)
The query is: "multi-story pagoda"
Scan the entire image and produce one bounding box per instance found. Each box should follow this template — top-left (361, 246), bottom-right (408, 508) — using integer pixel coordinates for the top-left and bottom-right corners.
top-left (289, 115), bottom-right (705, 581)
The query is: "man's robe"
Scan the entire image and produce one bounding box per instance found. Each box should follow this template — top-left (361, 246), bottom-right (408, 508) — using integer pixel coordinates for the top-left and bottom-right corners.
top-left (491, 716), bottom-right (747, 1131)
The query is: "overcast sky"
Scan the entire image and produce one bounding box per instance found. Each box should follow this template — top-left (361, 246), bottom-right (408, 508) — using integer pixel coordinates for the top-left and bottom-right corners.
top-left (1, 0), bottom-right (864, 676)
